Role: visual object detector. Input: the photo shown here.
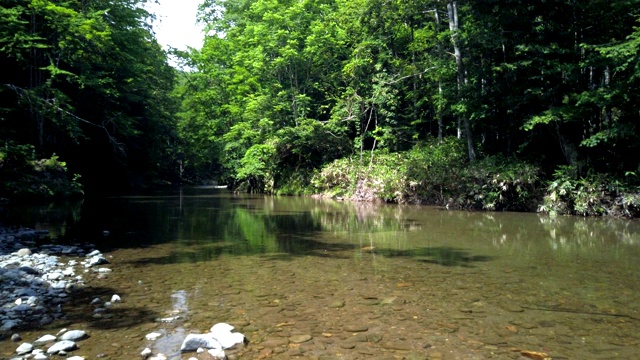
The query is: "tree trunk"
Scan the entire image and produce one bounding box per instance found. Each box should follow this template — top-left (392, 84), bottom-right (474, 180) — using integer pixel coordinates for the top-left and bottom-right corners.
top-left (447, 0), bottom-right (476, 161)
top-left (433, 7), bottom-right (444, 143)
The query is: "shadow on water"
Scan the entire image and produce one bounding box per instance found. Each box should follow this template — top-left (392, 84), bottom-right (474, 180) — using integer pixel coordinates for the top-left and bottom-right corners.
top-left (123, 233), bottom-right (356, 266)
top-left (5, 285), bottom-right (161, 334)
top-left (62, 286), bottom-right (161, 331)
top-left (378, 246), bottom-right (494, 267)
top-left (123, 229), bottom-right (492, 268)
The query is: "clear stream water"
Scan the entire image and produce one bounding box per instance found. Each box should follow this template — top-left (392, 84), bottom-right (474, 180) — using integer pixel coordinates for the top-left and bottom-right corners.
top-left (2, 186), bottom-right (640, 359)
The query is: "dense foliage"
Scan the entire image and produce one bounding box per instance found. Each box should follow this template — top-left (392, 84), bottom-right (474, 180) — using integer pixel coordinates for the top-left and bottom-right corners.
top-left (170, 0), bottom-right (640, 216)
top-left (2, 0), bottom-right (639, 217)
top-left (0, 0), bottom-right (178, 199)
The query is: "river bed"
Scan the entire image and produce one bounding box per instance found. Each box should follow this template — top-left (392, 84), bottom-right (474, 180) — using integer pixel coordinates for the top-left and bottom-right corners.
top-left (2, 187), bottom-right (640, 359)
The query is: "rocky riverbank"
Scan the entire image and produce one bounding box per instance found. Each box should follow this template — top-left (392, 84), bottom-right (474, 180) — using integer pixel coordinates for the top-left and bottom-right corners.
top-left (0, 227), bottom-right (113, 359)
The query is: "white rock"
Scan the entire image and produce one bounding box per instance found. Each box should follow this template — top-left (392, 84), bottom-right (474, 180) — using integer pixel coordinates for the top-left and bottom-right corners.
top-left (180, 334), bottom-right (222, 352)
top-left (16, 342), bottom-right (33, 355)
top-left (145, 332), bottom-right (162, 341)
top-left (87, 250), bottom-right (101, 257)
top-left (214, 331), bottom-right (245, 349)
top-left (208, 348), bottom-right (226, 359)
top-left (157, 316), bottom-right (180, 323)
top-left (149, 354), bottom-right (167, 360)
top-left (209, 323), bottom-right (245, 349)
top-left (111, 294), bottom-right (121, 303)
top-left (34, 353), bottom-right (48, 360)
top-left (68, 356), bottom-right (86, 360)
top-left (47, 272), bottom-right (64, 280)
top-left (17, 248), bottom-right (32, 257)
top-left (141, 347), bottom-right (152, 358)
top-left (34, 334), bottom-right (57, 345)
top-left (47, 340), bottom-right (78, 354)
top-left (88, 256), bottom-right (109, 267)
top-left (210, 323), bottom-right (234, 333)
top-left (59, 329), bottom-right (87, 341)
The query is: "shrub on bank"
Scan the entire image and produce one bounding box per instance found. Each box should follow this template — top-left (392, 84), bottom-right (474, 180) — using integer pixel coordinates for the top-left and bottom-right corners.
top-left (0, 143), bottom-right (83, 201)
top-left (539, 166), bottom-right (640, 217)
top-left (311, 139), bottom-right (640, 218)
top-left (311, 138), bottom-right (542, 211)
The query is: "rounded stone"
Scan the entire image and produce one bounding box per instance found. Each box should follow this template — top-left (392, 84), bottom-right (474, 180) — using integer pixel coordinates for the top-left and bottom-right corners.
top-left (34, 334), bottom-right (57, 345)
top-left (47, 340), bottom-right (78, 354)
top-left (344, 324), bottom-right (369, 332)
top-left (17, 248), bottom-right (32, 257)
top-left (59, 329), bottom-right (88, 341)
top-left (16, 342), bottom-right (33, 355)
top-left (289, 334), bottom-right (312, 344)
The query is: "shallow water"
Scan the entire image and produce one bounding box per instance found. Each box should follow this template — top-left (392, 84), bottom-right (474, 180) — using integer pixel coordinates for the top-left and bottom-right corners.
top-left (2, 187), bottom-right (640, 359)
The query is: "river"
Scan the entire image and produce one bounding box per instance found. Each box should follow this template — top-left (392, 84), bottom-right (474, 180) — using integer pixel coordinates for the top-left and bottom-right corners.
top-left (2, 186), bottom-right (640, 359)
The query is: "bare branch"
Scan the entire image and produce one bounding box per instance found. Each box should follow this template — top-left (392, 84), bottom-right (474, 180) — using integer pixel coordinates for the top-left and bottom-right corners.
top-left (382, 67), bottom-right (437, 85)
top-left (5, 83), bottom-right (127, 156)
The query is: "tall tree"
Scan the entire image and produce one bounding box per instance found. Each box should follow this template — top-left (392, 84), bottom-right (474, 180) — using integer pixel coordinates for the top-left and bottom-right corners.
top-left (0, 0), bottom-right (179, 192)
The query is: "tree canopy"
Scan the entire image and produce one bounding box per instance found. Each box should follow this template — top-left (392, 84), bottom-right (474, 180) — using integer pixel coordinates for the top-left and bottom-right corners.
top-left (176, 0), bottom-right (640, 190)
top-left (2, 0), bottom-right (639, 215)
top-left (1, 0), bottom-right (178, 197)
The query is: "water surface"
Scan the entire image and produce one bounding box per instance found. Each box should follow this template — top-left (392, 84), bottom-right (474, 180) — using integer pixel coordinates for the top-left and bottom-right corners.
top-left (2, 187), bottom-right (640, 359)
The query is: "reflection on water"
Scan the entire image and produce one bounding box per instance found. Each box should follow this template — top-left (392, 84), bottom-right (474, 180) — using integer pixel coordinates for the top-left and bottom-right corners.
top-left (2, 187), bottom-right (640, 359)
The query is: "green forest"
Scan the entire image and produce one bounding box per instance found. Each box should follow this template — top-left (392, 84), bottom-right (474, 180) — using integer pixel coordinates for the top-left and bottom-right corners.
top-left (1, 0), bottom-right (640, 217)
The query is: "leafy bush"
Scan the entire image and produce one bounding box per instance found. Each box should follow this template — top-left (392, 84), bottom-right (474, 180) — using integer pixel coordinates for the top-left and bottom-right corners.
top-left (539, 166), bottom-right (640, 217)
top-left (312, 137), bottom-right (542, 211)
top-left (464, 156), bottom-right (541, 211)
top-left (311, 137), bottom-right (640, 218)
top-left (403, 138), bottom-right (467, 205)
top-left (0, 142), bottom-right (83, 200)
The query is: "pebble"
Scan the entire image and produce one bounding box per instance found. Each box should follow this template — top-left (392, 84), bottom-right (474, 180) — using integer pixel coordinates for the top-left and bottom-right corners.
top-left (289, 334), bottom-right (313, 344)
top-left (381, 341), bottom-right (413, 351)
top-left (146, 332), bottom-right (163, 341)
top-left (499, 302), bottom-right (524, 312)
top-left (344, 324), bottom-right (369, 332)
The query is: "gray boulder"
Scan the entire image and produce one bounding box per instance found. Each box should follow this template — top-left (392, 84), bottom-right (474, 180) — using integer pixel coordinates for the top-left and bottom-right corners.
top-left (180, 334), bottom-right (222, 352)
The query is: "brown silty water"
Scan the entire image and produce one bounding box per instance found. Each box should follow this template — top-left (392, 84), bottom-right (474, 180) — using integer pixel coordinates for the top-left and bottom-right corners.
top-left (2, 188), bottom-right (640, 359)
